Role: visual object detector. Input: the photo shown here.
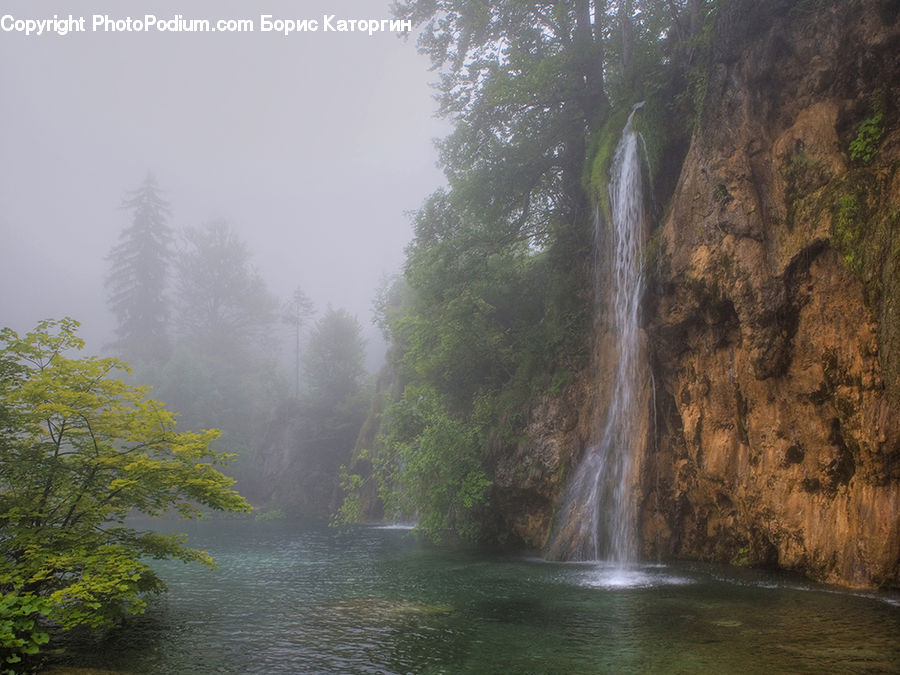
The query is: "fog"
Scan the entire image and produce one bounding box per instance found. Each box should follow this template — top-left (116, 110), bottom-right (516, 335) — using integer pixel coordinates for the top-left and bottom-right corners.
top-left (0, 0), bottom-right (447, 364)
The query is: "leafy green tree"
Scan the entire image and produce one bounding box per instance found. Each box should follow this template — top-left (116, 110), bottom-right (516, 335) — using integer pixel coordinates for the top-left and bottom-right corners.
top-left (372, 385), bottom-right (490, 541)
top-left (397, 0), bottom-right (705, 232)
top-left (303, 308), bottom-right (366, 407)
top-left (395, 0), bottom-right (618, 239)
top-left (0, 318), bottom-right (250, 666)
top-left (372, 274), bottom-right (412, 342)
top-left (105, 173), bottom-right (173, 363)
top-left (173, 220), bottom-right (278, 357)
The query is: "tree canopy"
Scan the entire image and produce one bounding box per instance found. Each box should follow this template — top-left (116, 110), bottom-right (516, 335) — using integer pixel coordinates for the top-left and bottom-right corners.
top-left (173, 220), bottom-right (278, 357)
top-left (303, 308), bottom-right (367, 407)
top-left (0, 319), bottom-right (250, 668)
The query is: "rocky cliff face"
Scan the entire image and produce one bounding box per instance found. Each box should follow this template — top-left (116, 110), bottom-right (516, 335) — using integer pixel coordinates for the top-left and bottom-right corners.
top-left (639, 0), bottom-right (900, 588)
top-left (256, 400), bottom-right (362, 520)
top-left (499, 0), bottom-right (900, 588)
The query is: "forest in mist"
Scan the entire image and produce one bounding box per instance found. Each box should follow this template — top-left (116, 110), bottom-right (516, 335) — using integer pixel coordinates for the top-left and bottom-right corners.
top-left (0, 0), bottom-right (447, 354)
top-left (2, 0), bottom-right (899, 668)
top-left (0, 0), bottom-right (450, 516)
top-left (99, 173), bottom-right (378, 509)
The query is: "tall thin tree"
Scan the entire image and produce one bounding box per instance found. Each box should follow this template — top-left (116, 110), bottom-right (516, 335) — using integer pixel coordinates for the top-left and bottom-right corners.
top-left (283, 287), bottom-right (315, 398)
top-left (105, 173), bottom-right (173, 363)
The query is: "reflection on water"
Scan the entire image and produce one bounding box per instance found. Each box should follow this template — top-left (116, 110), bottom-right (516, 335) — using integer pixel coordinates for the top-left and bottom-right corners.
top-left (45, 520), bottom-right (900, 674)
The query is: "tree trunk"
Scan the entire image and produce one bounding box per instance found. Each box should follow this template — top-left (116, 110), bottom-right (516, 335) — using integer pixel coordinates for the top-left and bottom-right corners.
top-left (620, 0), bottom-right (634, 89)
top-left (574, 0), bottom-right (609, 128)
top-left (689, 0), bottom-right (703, 38)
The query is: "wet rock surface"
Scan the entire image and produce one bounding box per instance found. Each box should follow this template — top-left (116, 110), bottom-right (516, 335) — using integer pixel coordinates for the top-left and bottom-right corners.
top-left (641, 0), bottom-right (900, 588)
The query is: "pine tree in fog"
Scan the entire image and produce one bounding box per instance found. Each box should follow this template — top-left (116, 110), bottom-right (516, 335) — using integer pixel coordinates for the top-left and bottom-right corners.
top-left (105, 173), bottom-right (173, 363)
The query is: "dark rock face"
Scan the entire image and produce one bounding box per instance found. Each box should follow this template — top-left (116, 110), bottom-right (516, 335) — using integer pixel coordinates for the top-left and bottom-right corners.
top-left (257, 400), bottom-right (359, 521)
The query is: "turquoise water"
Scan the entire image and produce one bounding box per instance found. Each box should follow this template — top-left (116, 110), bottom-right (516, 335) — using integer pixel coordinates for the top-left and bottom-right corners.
top-left (46, 520), bottom-right (900, 673)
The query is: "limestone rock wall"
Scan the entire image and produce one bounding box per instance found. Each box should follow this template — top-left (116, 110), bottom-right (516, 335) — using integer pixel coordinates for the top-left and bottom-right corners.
top-left (641, 0), bottom-right (900, 587)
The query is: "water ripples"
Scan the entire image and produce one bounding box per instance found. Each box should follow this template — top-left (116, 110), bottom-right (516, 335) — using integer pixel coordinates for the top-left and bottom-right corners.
top-left (45, 521), bottom-right (900, 674)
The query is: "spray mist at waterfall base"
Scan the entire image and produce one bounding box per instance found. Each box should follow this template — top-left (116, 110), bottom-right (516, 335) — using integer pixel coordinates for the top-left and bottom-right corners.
top-left (575, 562), bottom-right (693, 589)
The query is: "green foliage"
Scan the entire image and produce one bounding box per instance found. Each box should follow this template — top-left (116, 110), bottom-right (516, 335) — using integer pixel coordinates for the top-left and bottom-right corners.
top-left (848, 112), bottom-right (884, 164)
top-left (395, 0), bottom-right (613, 243)
top-left (730, 545), bottom-right (752, 566)
top-left (372, 386), bottom-right (491, 542)
top-left (363, 0), bottom-right (706, 544)
top-left (334, 468), bottom-right (366, 526)
top-left (587, 106), bottom-right (632, 218)
top-left (0, 319), bottom-right (250, 663)
top-left (671, 4), bottom-right (716, 131)
top-left (303, 309), bottom-right (366, 407)
top-left (605, 0), bottom-right (690, 105)
top-left (346, 181), bottom-right (589, 540)
top-left (0, 585), bottom-right (50, 673)
top-left (833, 192), bottom-right (863, 272)
top-left (825, 171), bottom-right (895, 312)
top-left (372, 275), bottom-right (413, 343)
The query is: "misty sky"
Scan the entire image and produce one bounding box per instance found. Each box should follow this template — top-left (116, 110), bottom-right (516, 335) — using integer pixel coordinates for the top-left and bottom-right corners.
top-left (0, 0), bottom-right (448, 359)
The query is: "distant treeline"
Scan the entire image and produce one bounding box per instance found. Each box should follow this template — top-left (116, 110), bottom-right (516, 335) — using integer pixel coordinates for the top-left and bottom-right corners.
top-left (105, 173), bottom-right (370, 509)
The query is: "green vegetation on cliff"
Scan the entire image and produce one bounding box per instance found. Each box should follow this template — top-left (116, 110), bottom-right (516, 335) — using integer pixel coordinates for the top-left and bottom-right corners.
top-left (342, 2), bottom-right (900, 590)
top-left (340, 0), bottom-right (709, 543)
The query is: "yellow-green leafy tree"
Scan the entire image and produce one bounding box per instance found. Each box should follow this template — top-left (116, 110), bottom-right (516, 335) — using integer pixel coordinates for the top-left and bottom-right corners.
top-left (0, 318), bottom-right (251, 670)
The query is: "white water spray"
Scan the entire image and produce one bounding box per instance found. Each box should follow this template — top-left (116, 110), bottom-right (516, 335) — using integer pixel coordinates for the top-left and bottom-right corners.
top-left (548, 103), bottom-right (647, 564)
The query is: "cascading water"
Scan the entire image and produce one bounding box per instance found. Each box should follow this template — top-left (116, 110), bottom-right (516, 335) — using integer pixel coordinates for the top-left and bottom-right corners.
top-left (547, 103), bottom-right (648, 565)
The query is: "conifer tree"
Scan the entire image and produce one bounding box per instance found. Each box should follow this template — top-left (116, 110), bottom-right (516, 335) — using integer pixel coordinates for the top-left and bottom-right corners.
top-left (105, 173), bottom-right (173, 363)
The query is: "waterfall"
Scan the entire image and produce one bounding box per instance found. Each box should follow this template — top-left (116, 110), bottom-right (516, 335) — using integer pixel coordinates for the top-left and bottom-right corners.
top-left (547, 103), bottom-right (647, 564)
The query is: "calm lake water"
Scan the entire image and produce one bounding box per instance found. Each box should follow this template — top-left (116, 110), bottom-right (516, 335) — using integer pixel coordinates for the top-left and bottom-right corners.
top-left (45, 520), bottom-right (900, 674)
